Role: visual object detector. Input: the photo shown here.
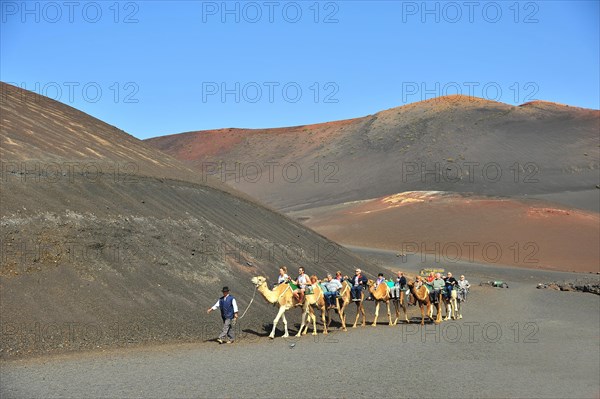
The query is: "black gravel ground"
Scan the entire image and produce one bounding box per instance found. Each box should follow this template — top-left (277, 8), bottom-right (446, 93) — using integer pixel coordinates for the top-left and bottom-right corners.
top-left (2, 248), bottom-right (598, 399)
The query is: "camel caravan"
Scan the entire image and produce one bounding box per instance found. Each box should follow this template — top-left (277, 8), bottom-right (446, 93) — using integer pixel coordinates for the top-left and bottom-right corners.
top-left (250, 267), bottom-right (471, 339)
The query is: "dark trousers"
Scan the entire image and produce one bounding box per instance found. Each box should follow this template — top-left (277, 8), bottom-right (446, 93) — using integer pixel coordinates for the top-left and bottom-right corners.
top-left (324, 292), bottom-right (337, 306)
top-left (351, 286), bottom-right (362, 300)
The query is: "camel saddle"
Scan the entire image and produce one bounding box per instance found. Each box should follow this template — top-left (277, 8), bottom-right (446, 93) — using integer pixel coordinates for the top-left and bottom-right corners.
top-left (288, 281), bottom-right (314, 295)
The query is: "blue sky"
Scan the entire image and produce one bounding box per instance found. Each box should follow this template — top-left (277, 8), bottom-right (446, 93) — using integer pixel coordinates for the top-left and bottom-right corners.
top-left (1, 0), bottom-right (599, 139)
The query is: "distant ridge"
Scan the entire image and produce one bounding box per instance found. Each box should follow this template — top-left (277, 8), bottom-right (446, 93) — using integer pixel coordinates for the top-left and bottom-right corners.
top-left (147, 95), bottom-right (599, 212)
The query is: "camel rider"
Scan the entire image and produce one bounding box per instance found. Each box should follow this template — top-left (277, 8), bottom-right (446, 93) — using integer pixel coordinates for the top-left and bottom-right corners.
top-left (293, 267), bottom-right (310, 304)
top-left (391, 271), bottom-right (407, 300)
top-left (430, 273), bottom-right (445, 303)
top-left (349, 268), bottom-right (368, 301)
top-left (322, 273), bottom-right (343, 309)
top-left (374, 273), bottom-right (385, 288)
top-left (458, 275), bottom-right (471, 301)
top-left (444, 272), bottom-right (458, 299)
top-left (277, 266), bottom-right (289, 285)
top-left (426, 272), bottom-right (435, 284)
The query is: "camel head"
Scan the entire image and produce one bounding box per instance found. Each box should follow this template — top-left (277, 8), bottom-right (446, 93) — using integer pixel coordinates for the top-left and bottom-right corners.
top-left (251, 276), bottom-right (267, 287)
top-left (407, 279), bottom-right (421, 292)
top-left (366, 279), bottom-right (375, 287)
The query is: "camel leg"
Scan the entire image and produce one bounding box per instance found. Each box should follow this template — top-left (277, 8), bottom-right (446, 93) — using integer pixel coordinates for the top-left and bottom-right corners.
top-left (392, 300), bottom-right (399, 326)
top-left (270, 306), bottom-right (286, 339)
top-left (340, 301), bottom-right (347, 331)
top-left (451, 297), bottom-right (458, 320)
top-left (311, 307), bottom-right (318, 336)
top-left (435, 302), bottom-right (442, 324)
top-left (419, 304), bottom-right (425, 326)
top-left (426, 303), bottom-right (433, 322)
top-left (385, 301), bottom-right (393, 326)
top-left (352, 303), bottom-right (360, 328)
top-left (401, 294), bottom-right (409, 323)
top-left (304, 307), bottom-right (314, 335)
top-left (388, 300), bottom-right (396, 326)
top-left (360, 302), bottom-right (366, 326)
top-left (281, 313), bottom-right (289, 338)
top-left (321, 306), bottom-right (328, 335)
top-left (297, 306), bottom-right (308, 337)
top-left (443, 302), bottom-right (451, 321)
top-left (372, 301), bottom-right (380, 327)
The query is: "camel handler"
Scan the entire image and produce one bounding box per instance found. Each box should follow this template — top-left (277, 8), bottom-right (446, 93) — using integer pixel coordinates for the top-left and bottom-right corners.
top-left (207, 286), bottom-right (238, 344)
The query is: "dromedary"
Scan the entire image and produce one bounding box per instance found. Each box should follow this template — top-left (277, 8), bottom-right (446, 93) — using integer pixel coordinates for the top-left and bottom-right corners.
top-left (454, 286), bottom-right (467, 319)
top-left (429, 288), bottom-right (456, 321)
top-left (443, 288), bottom-right (458, 320)
top-left (390, 284), bottom-right (410, 324)
top-left (342, 279), bottom-right (367, 328)
top-left (251, 276), bottom-right (309, 339)
top-left (407, 278), bottom-right (442, 325)
top-left (366, 279), bottom-right (395, 326)
top-left (296, 277), bottom-right (328, 336)
top-left (326, 280), bottom-right (350, 331)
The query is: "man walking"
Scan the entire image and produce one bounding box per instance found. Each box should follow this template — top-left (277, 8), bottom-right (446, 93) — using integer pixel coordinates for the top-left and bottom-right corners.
top-left (207, 286), bottom-right (238, 344)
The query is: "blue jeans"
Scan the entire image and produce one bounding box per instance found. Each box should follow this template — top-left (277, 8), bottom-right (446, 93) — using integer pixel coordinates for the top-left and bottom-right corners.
top-left (445, 287), bottom-right (453, 299)
top-left (324, 292), bottom-right (337, 306)
top-left (351, 286), bottom-right (362, 300)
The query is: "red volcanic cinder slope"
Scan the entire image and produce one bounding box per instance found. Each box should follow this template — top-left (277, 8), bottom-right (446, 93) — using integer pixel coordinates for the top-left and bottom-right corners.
top-left (146, 95), bottom-right (599, 273)
top-left (290, 192), bottom-right (600, 273)
top-left (146, 95), bottom-right (600, 212)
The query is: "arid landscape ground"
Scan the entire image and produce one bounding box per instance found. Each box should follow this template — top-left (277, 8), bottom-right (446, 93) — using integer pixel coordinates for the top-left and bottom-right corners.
top-left (1, 82), bottom-right (599, 398)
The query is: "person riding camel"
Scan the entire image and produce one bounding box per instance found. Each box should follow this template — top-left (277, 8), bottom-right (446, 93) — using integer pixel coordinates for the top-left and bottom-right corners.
top-left (375, 273), bottom-right (385, 288)
top-left (430, 272), bottom-right (445, 303)
top-left (391, 271), bottom-right (407, 300)
top-left (410, 275), bottom-right (425, 305)
top-left (293, 267), bottom-right (310, 304)
top-left (426, 271), bottom-right (435, 284)
top-left (444, 272), bottom-right (458, 299)
top-left (277, 266), bottom-right (289, 285)
top-left (349, 268), bottom-right (368, 301)
top-left (458, 274), bottom-right (471, 301)
top-left (322, 273), bottom-right (342, 309)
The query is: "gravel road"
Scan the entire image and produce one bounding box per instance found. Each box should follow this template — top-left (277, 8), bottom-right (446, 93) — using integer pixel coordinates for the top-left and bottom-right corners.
top-left (2, 249), bottom-right (599, 398)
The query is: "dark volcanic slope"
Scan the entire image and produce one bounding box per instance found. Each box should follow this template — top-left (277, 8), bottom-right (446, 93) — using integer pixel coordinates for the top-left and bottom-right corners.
top-left (147, 96), bottom-right (600, 211)
top-left (0, 82), bottom-right (375, 358)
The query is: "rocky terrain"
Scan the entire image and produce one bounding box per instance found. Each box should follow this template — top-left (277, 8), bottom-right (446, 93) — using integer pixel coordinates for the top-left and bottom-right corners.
top-left (0, 82), bottom-right (379, 359)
